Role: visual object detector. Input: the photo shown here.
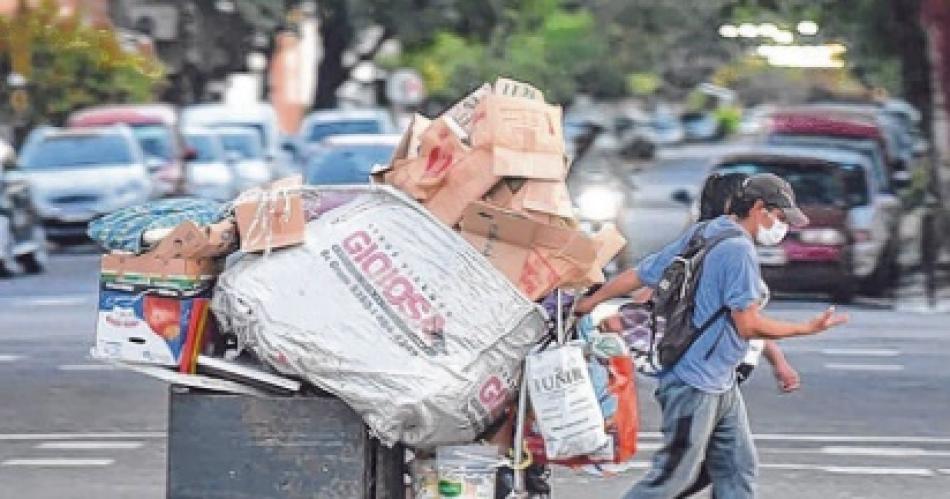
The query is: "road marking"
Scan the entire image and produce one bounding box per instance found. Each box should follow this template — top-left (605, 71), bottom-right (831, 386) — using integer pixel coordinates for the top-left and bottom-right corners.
top-left (0, 432), bottom-right (164, 441)
top-left (58, 364), bottom-right (116, 372)
top-left (820, 348), bottom-right (900, 357)
top-left (820, 446), bottom-right (950, 458)
top-left (638, 432), bottom-right (950, 444)
top-left (35, 441), bottom-right (143, 450)
top-left (761, 463), bottom-right (934, 476)
top-left (824, 363), bottom-right (905, 372)
top-left (939, 469), bottom-right (950, 475)
top-left (2, 295), bottom-right (91, 307)
top-left (0, 354), bottom-right (22, 363)
top-left (1, 458), bottom-right (114, 467)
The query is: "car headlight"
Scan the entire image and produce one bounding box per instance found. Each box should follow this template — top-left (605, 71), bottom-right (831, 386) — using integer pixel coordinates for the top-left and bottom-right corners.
top-left (798, 228), bottom-right (847, 246)
top-left (576, 186), bottom-right (624, 222)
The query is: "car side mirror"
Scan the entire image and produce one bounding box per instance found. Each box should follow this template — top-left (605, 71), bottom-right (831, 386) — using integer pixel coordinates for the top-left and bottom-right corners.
top-left (671, 188), bottom-right (693, 206)
top-left (183, 147), bottom-right (198, 161)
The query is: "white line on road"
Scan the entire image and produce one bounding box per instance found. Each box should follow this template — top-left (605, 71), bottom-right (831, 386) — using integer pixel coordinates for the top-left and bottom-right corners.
top-left (939, 469), bottom-right (950, 475)
top-left (1, 458), bottom-right (115, 467)
top-left (638, 432), bottom-right (950, 444)
top-left (35, 441), bottom-right (143, 450)
top-left (824, 363), bottom-right (905, 372)
top-left (0, 432), bottom-right (164, 441)
top-left (2, 295), bottom-right (91, 307)
top-left (58, 364), bottom-right (116, 372)
top-left (0, 354), bottom-right (22, 363)
top-left (761, 463), bottom-right (935, 476)
top-left (821, 446), bottom-right (950, 458)
top-left (820, 348), bottom-right (900, 357)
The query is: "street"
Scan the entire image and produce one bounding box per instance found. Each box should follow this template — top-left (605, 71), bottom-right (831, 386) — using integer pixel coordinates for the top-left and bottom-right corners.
top-left (0, 250), bottom-right (947, 499)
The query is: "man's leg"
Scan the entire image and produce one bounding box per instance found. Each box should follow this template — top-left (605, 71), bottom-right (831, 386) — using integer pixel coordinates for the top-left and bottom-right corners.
top-left (623, 376), bottom-right (720, 499)
top-left (705, 385), bottom-right (758, 499)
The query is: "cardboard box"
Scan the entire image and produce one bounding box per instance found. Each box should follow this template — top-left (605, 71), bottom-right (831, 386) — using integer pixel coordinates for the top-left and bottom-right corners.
top-left (234, 175), bottom-right (306, 253)
top-left (100, 252), bottom-right (219, 295)
top-left (149, 220), bottom-right (237, 260)
top-left (460, 201), bottom-right (598, 299)
top-left (484, 179), bottom-right (574, 222)
top-left (444, 83), bottom-right (492, 136)
top-left (493, 77), bottom-right (545, 101)
top-left (374, 114), bottom-right (432, 184)
top-left (385, 117), bottom-right (469, 201)
top-left (95, 289), bottom-right (210, 367)
top-left (424, 148), bottom-right (501, 227)
top-left (569, 224), bottom-right (628, 287)
top-left (470, 94), bottom-right (566, 180)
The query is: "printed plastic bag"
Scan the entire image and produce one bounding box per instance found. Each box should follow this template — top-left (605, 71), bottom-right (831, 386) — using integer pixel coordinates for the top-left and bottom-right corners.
top-left (526, 343), bottom-right (609, 459)
top-left (525, 316), bottom-right (639, 467)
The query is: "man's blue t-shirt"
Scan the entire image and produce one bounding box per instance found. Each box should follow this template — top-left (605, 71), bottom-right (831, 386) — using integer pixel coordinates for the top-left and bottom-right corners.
top-left (636, 216), bottom-right (762, 393)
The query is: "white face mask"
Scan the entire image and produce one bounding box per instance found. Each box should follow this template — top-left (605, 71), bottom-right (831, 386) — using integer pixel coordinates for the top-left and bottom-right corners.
top-left (756, 210), bottom-right (789, 246)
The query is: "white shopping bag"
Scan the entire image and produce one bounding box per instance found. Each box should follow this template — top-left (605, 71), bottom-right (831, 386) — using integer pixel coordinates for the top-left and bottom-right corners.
top-left (526, 343), bottom-right (609, 459)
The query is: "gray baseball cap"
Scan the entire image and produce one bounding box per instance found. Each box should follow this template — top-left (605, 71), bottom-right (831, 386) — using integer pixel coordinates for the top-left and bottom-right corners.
top-left (742, 173), bottom-right (810, 227)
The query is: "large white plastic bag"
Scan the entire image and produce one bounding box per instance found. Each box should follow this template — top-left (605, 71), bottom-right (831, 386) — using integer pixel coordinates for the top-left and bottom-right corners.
top-left (212, 186), bottom-right (546, 447)
top-left (526, 343), bottom-right (610, 459)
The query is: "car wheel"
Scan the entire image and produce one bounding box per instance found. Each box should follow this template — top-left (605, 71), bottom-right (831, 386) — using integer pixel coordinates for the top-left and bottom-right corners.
top-left (14, 226), bottom-right (48, 274)
top-left (863, 244), bottom-right (898, 297)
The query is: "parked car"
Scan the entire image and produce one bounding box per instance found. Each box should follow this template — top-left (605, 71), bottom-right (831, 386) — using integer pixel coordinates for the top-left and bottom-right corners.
top-left (181, 102), bottom-right (293, 178)
top-left (213, 126), bottom-right (273, 191)
top-left (765, 135), bottom-right (892, 194)
top-left (0, 140), bottom-right (47, 275)
top-left (735, 146), bottom-right (901, 294)
top-left (648, 113), bottom-right (686, 146)
top-left (182, 128), bottom-right (238, 202)
top-left (680, 112), bottom-right (721, 142)
top-left (711, 152), bottom-right (858, 302)
top-left (17, 126), bottom-right (153, 242)
top-left (68, 104), bottom-right (190, 197)
top-left (296, 108), bottom-right (397, 163)
top-left (304, 134), bottom-right (401, 185)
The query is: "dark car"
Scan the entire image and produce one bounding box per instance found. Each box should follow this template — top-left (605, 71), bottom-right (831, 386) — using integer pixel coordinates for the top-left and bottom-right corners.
top-left (0, 141), bottom-right (47, 276)
top-left (713, 153), bottom-right (857, 302)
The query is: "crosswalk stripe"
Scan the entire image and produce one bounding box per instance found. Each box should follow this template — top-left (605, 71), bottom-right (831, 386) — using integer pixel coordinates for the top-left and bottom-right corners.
top-left (58, 364), bottom-right (116, 372)
top-left (35, 441), bottom-right (143, 450)
top-left (0, 432), bottom-right (164, 441)
top-left (637, 432), bottom-right (950, 444)
top-left (0, 354), bottom-right (22, 363)
top-left (1, 458), bottom-right (114, 467)
top-left (824, 363), bottom-right (905, 372)
top-left (820, 348), bottom-right (900, 357)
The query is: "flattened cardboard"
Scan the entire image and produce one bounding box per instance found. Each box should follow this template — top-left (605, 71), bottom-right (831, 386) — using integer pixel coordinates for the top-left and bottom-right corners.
top-left (234, 175), bottom-right (306, 253)
top-left (471, 95), bottom-right (565, 180)
top-left (520, 179), bottom-right (574, 219)
top-left (150, 220), bottom-right (237, 260)
top-left (424, 148), bottom-right (501, 227)
top-left (376, 113), bottom-right (432, 185)
top-left (460, 202), bottom-right (597, 299)
top-left (493, 77), bottom-right (545, 101)
top-left (567, 224), bottom-right (628, 288)
top-left (386, 117), bottom-right (469, 201)
top-left (444, 83), bottom-right (492, 135)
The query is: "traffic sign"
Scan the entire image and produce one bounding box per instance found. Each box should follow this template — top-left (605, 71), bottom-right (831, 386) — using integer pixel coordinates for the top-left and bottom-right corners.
top-left (386, 68), bottom-right (426, 106)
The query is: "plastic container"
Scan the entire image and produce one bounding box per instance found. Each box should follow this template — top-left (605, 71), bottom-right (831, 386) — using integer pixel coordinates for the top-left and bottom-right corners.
top-left (436, 445), bottom-right (500, 499)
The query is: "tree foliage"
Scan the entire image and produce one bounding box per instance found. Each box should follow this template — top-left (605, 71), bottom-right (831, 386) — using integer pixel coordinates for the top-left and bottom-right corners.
top-left (0, 0), bottom-right (164, 130)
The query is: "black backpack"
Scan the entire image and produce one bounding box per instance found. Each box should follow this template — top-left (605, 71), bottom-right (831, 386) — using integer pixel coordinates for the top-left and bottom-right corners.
top-left (649, 222), bottom-right (744, 371)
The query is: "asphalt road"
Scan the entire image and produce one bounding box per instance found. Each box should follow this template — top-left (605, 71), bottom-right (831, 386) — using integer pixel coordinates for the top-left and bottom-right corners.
top-left (0, 251), bottom-right (948, 499)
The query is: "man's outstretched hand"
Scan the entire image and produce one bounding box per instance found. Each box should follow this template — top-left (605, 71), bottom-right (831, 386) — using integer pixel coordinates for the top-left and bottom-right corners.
top-left (806, 306), bottom-right (849, 334)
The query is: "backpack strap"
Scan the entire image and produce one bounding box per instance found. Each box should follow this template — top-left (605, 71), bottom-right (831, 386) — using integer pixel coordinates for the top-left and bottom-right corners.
top-left (687, 228), bottom-right (747, 360)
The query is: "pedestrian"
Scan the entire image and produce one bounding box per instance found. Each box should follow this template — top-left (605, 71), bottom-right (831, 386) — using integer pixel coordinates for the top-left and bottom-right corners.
top-left (574, 173), bottom-right (848, 499)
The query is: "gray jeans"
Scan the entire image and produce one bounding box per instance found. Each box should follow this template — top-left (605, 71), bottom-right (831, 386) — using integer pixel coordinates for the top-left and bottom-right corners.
top-left (624, 375), bottom-right (758, 499)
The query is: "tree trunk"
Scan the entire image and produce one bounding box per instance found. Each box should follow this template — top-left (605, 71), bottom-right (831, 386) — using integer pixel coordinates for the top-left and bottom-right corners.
top-left (313, 0), bottom-right (352, 109)
top-left (891, 0), bottom-right (933, 137)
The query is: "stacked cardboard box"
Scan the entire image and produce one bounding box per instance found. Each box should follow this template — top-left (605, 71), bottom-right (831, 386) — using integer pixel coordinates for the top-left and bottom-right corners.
top-left (378, 78), bottom-right (626, 299)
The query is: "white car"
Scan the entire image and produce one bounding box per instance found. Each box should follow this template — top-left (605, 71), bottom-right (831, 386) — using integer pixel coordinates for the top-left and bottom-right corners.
top-left (181, 102), bottom-right (294, 177)
top-left (17, 126), bottom-right (153, 241)
top-left (214, 126), bottom-right (273, 191)
top-left (182, 128), bottom-right (238, 202)
top-left (297, 108), bottom-right (397, 160)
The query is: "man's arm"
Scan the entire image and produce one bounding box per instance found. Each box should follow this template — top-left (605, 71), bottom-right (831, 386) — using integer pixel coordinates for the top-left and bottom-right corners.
top-left (574, 269), bottom-right (643, 315)
top-left (762, 340), bottom-right (801, 393)
top-left (732, 303), bottom-right (848, 340)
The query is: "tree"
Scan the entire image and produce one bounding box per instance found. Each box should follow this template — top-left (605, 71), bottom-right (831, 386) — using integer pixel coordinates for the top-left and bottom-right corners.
top-left (0, 0), bottom-right (164, 138)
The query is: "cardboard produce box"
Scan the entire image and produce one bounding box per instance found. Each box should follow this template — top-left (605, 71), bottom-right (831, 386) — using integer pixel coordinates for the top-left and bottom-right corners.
top-left (95, 289), bottom-right (211, 367)
top-left (460, 201), bottom-right (599, 299)
top-left (234, 175), bottom-right (306, 253)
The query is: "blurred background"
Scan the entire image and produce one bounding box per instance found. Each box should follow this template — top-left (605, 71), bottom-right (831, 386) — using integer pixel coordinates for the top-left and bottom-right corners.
top-left (2, 1), bottom-right (950, 498)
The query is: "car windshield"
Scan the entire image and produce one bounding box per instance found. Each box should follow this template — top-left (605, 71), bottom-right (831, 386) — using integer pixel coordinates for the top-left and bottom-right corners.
top-left (306, 120), bottom-right (382, 143)
top-left (219, 132), bottom-right (263, 159)
top-left (306, 144), bottom-right (394, 184)
top-left (130, 124), bottom-right (174, 160)
top-left (716, 161), bottom-right (857, 206)
top-left (22, 134), bottom-right (134, 169)
top-left (184, 134), bottom-right (221, 162)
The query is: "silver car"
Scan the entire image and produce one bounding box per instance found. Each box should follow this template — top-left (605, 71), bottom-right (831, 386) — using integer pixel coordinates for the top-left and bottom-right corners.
top-left (214, 126), bottom-right (273, 191)
top-left (182, 128), bottom-right (238, 202)
top-left (17, 126), bottom-right (153, 241)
